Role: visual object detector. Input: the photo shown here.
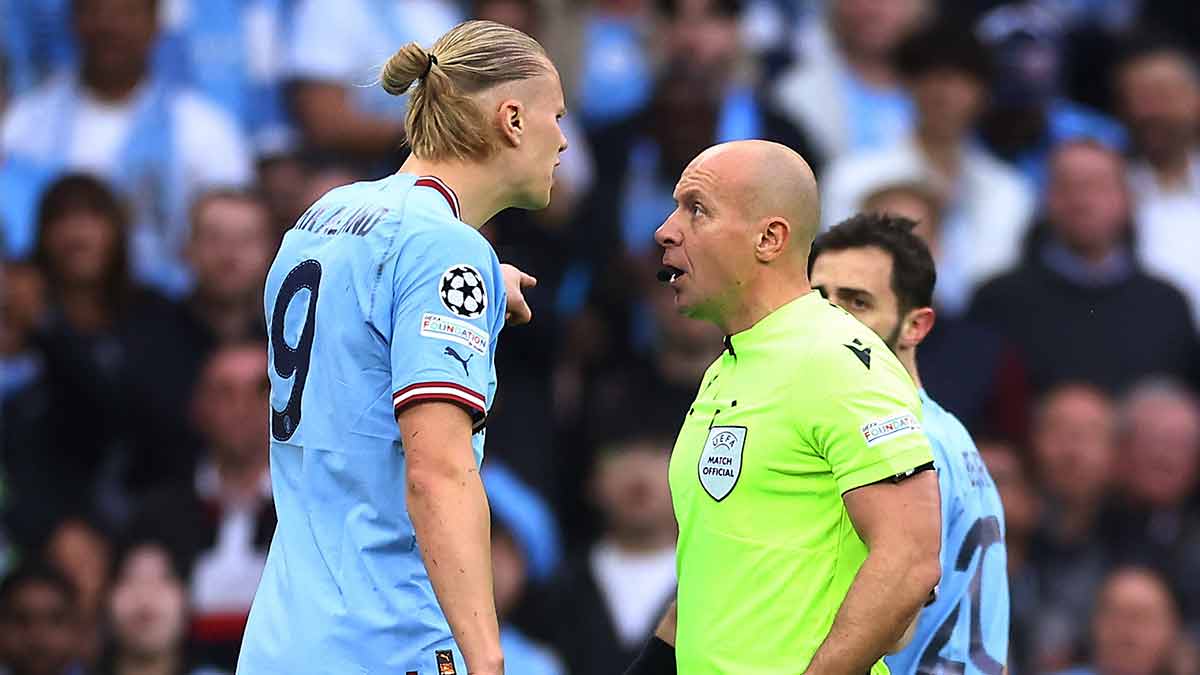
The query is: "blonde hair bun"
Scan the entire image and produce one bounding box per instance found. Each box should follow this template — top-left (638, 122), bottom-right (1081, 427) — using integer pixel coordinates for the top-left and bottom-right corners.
top-left (380, 42), bottom-right (430, 96)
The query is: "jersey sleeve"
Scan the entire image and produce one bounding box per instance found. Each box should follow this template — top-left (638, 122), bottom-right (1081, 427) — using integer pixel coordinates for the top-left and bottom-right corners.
top-left (387, 222), bottom-right (502, 431)
top-left (804, 354), bottom-right (935, 495)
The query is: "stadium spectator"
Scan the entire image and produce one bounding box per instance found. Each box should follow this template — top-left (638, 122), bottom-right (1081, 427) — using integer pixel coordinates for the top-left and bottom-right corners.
top-left (0, 562), bottom-right (85, 675)
top-left (180, 190), bottom-right (271, 345)
top-left (129, 343), bottom-right (272, 670)
top-left (113, 188), bottom-right (273, 487)
top-left (967, 140), bottom-right (1197, 395)
top-left (100, 189), bottom-right (273, 509)
top-left (45, 518), bottom-right (111, 668)
top-left (974, 4), bottom-right (1127, 189)
top-left (978, 438), bottom-right (1042, 675)
top-left (822, 21), bottom-right (1035, 316)
top-left (1056, 566), bottom-right (1189, 675)
top-left (861, 182), bottom-right (1030, 439)
top-left (1115, 40), bottom-right (1200, 327)
top-left (0, 0), bottom-right (253, 295)
top-left (92, 540), bottom-right (225, 675)
top-left (1103, 380), bottom-right (1200, 627)
top-left (607, 0), bottom-right (820, 260)
top-left (28, 174), bottom-right (188, 528)
top-left (773, 0), bottom-right (929, 161)
top-left (286, 0), bottom-right (460, 170)
top-left (1025, 383), bottom-right (1118, 670)
top-left (547, 433), bottom-right (677, 675)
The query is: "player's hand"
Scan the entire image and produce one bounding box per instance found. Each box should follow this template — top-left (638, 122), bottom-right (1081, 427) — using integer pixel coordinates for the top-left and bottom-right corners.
top-left (500, 263), bottom-right (536, 326)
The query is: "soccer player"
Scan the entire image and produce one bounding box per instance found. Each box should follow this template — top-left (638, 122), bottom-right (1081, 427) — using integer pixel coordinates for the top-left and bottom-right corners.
top-left (809, 213), bottom-right (1010, 675)
top-left (236, 21), bottom-right (567, 675)
top-left (627, 140), bottom-right (942, 675)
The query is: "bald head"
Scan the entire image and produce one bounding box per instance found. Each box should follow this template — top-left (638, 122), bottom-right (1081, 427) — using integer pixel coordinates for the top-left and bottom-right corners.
top-left (655, 140), bottom-right (822, 333)
top-left (686, 141), bottom-right (821, 253)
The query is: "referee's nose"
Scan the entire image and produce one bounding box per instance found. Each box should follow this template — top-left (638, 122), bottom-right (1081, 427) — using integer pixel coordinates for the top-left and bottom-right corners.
top-left (655, 213), bottom-right (682, 249)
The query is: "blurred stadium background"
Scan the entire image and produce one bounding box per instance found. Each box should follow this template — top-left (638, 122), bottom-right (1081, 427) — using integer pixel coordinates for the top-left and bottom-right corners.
top-left (2, 1), bottom-right (1200, 674)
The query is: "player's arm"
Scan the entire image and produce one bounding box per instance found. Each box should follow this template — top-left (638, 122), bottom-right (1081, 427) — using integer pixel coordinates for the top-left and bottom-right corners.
top-left (624, 600), bottom-right (677, 674)
top-left (399, 401), bottom-right (503, 675)
top-left (804, 472), bottom-right (941, 675)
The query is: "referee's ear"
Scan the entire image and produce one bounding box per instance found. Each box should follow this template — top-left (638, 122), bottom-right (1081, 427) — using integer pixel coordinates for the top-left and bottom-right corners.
top-left (898, 306), bottom-right (936, 350)
top-left (754, 217), bottom-right (791, 263)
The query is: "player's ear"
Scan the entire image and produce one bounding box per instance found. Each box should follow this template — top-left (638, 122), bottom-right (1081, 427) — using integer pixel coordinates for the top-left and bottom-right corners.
top-left (497, 99), bottom-right (524, 148)
top-left (900, 306), bottom-right (935, 349)
top-left (754, 218), bottom-right (790, 263)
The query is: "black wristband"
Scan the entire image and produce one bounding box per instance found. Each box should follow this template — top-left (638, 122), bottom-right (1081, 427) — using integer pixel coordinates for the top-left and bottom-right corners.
top-left (624, 636), bottom-right (676, 675)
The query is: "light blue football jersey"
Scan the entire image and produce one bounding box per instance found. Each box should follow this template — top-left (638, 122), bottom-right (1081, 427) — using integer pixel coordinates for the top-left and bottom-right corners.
top-left (237, 173), bottom-right (507, 675)
top-left (885, 390), bottom-right (1010, 675)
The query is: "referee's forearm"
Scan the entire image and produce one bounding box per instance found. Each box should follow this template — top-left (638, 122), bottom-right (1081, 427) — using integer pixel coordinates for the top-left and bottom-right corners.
top-left (804, 547), bottom-right (940, 675)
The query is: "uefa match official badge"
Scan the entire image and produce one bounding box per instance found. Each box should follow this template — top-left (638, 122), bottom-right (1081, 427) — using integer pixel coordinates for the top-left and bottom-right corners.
top-left (698, 426), bottom-right (747, 501)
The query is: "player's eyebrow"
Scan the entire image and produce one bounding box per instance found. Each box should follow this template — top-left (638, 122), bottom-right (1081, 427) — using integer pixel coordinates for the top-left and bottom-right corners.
top-left (834, 286), bottom-right (873, 301)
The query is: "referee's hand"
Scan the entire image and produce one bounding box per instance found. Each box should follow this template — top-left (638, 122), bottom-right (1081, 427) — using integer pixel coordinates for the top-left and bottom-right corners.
top-left (501, 263), bottom-right (537, 326)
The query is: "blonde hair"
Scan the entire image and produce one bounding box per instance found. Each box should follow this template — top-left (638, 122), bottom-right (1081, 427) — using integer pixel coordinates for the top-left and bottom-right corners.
top-left (380, 20), bottom-right (551, 161)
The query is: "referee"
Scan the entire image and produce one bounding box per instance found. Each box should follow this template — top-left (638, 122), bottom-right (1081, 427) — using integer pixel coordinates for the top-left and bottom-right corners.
top-left (627, 140), bottom-right (942, 675)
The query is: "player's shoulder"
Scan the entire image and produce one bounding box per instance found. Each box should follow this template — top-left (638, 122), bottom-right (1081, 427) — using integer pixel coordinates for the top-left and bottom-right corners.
top-left (392, 209), bottom-right (494, 272)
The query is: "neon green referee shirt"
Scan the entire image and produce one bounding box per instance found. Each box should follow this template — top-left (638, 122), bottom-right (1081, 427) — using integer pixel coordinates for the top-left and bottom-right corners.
top-left (670, 291), bottom-right (934, 675)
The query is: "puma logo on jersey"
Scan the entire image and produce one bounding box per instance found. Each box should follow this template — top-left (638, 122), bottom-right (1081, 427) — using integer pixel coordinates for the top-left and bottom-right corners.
top-left (444, 346), bottom-right (473, 375)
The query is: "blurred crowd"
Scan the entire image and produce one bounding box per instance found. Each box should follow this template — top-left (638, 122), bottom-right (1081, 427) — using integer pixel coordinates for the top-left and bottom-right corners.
top-left (2, 0), bottom-right (1200, 674)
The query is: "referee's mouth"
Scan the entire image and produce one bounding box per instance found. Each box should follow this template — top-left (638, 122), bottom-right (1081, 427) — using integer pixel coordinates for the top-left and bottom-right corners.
top-left (660, 265), bottom-right (687, 285)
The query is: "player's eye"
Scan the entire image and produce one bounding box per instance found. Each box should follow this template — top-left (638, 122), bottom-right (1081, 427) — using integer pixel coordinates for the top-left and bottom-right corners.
top-left (852, 297), bottom-right (869, 310)
top-left (692, 202), bottom-right (704, 217)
